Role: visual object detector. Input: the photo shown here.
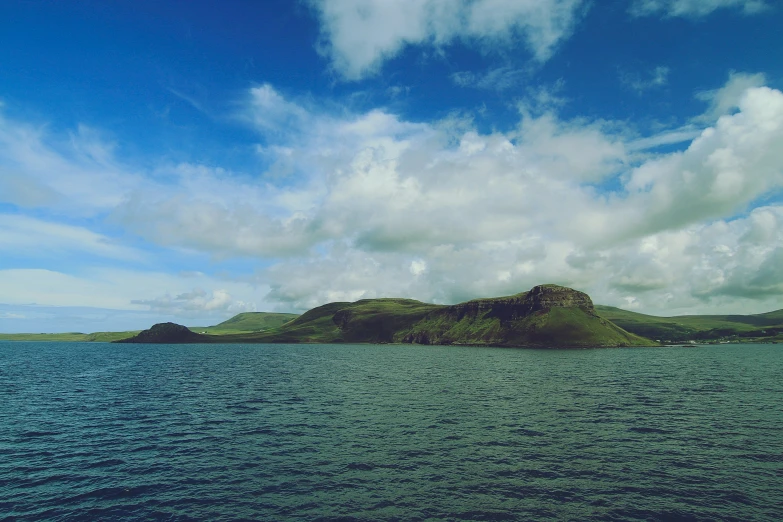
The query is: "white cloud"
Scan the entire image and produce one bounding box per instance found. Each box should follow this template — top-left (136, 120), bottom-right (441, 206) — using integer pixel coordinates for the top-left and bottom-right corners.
top-left (246, 83), bottom-right (310, 135)
top-left (451, 66), bottom-right (530, 91)
top-left (410, 259), bottom-right (427, 276)
top-left (630, 0), bottom-right (768, 17)
top-left (0, 268), bottom-right (268, 318)
top-left (614, 86), bottom-right (783, 240)
top-left (238, 81), bottom-right (783, 314)
top-left (586, 205), bottom-right (783, 313)
top-left (695, 71), bottom-right (767, 122)
top-left (102, 80), bottom-right (783, 314)
top-left (626, 125), bottom-right (702, 151)
top-left (310, 0), bottom-right (586, 79)
top-left (0, 214), bottom-right (145, 262)
top-left (620, 65), bottom-right (670, 93)
top-left (3, 77), bottom-right (783, 320)
top-left (132, 288), bottom-right (256, 315)
top-left (0, 115), bottom-right (142, 216)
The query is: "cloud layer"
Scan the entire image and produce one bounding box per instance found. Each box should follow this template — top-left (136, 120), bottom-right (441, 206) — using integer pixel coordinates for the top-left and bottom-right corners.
top-left (2, 74), bottom-right (782, 319)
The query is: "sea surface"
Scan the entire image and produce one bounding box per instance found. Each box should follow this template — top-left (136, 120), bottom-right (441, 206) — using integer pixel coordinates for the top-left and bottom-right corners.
top-left (1, 342), bottom-right (781, 521)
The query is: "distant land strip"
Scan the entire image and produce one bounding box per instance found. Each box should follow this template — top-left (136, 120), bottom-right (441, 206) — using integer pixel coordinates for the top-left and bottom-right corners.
top-left (4, 285), bottom-right (782, 347)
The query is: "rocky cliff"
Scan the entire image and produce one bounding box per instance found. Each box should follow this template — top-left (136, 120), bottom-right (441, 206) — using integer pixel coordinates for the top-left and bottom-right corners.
top-left (440, 284), bottom-right (595, 322)
top-left (397, 284), bottom-right (647, 347)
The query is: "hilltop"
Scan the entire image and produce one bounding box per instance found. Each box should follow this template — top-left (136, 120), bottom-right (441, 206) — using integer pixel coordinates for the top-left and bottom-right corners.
top-left (189, 312), bottom-right (299, 335)
top-left (118, 322), bottom-right (209, 344)
top-left (396, 285), bottom-right (649, 347)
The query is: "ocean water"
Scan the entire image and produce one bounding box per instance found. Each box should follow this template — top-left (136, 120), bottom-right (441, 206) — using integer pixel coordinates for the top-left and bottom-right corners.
top-left (1, 342), bottom-right (781, 521)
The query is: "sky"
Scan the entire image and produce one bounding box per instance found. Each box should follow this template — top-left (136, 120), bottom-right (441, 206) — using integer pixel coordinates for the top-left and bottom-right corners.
top-left (1, 0), bottom-right (783, 333)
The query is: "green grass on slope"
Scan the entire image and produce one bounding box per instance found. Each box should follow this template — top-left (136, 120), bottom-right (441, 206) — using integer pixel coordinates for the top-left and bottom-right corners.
top-left (754, 309), bottom-right (783, 322)
top-left (0, 331), bottom-right (141, 342)
top-left (210, 312), bottom-right (299, 331)
top-left (217, 301), bottom-right (352, 343)
top-left (511, 307), bottom-right (651, 347)
top-left (400, 306), bottom-right (651, 347)
top-left (595, 305), bottom-right (783, 341)
top-left (216, 299), bottom-right (442, 344)
top-left (188, 312), bottom-right (300, 335)
top-left (84, 331), bottom-right (143, 342)
top-left (239, 297), bottom-right (653, 347)
top-left (395, 309), bottom-right (504, 345)
top-left (334, 299), bottom-right (442, 343)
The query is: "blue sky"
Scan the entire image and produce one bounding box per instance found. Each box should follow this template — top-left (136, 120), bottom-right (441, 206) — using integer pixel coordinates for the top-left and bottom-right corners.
top-left (1, 0), bottom-right (783, 332)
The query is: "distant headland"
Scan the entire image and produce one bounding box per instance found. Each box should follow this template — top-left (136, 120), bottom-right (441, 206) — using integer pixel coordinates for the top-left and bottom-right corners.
top-left (3, 284), bottom-right (781, 347)
top-left (116, 284), bottom-right (651, 347)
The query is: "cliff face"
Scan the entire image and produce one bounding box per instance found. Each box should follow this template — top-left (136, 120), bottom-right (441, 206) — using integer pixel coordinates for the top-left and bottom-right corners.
top-left (398, 284), bottom-right (645, 347)
top-left (436, 284), bottom-right (595, 322)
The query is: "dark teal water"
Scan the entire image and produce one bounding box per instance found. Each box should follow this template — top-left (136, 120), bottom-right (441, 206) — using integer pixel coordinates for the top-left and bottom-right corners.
top-left (1, 342), bottom-right (781, 521)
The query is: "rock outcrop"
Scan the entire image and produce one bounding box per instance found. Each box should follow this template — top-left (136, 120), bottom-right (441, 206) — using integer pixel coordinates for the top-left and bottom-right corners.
top-left (114, 323), bottom-right (209, 343)
top-left (431, 284), bottom-right (595, 323)
top-left (397, 284), bottom-right (645, 347)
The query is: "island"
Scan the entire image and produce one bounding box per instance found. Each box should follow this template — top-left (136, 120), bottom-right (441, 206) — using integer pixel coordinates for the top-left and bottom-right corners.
top-left (116, 284), bottom-right (653, 347)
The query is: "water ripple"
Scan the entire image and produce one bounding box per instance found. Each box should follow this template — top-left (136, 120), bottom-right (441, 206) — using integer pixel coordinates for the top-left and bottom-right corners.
top-left (1, 342), bottom-right (781, 521)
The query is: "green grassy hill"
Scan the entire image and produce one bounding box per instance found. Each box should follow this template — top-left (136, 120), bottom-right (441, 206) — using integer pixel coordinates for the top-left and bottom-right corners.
top-left (8, 294), bottom-right (782, 346)
top-left (235, 299), bottom-right (441, 344)
top-left (190, 312), bottom-right (299, 335)
top-left (211, 285), bottom-right (654, 348)
top-left (396, 287), bottom-right (650, 347)
top-left (595, 305), bottom-right (783, 342)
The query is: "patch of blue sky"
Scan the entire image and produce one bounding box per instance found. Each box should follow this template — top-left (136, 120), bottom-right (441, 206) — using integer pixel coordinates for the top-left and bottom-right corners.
top-left (0, 303), bottom-right (205, 333)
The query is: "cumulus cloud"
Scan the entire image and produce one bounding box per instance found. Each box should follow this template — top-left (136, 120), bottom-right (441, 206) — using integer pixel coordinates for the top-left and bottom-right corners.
top-left (309, 0), bottom-right (587, 79)
top-left (236, 81), bottom-right (783, 314)
top-left (598, 205), bottom-right (783, 310)
top-left (614, 86), bottom-right (783, 240)
top-left (630, 0), bottom-right (768, 17)
top-left (132, 288), bottom-right (256, 315)
top-left (3, 78), bottom-right (783, 318)
top-left (695, 71), bottom-right (767, 122)
top-left (246, 83), bottom-right (310, 136)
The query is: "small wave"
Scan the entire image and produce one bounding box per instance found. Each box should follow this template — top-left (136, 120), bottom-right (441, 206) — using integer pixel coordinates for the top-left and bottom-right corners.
top-left (86, 458), bottom-right (126, 469)
top-left (19, 430), bottom-right (60, 438)
top-left (345, 462), bottom-right (375, 471)
top-left (628, 426), bottom-right (671, 434)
